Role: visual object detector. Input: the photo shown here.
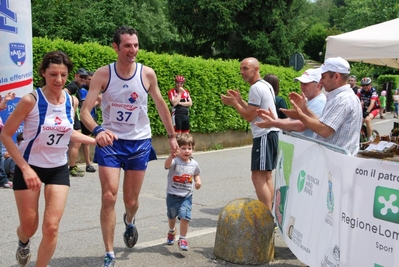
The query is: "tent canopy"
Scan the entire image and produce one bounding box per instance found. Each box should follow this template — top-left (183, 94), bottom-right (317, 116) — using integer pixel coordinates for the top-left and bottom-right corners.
top-left (325, 18), bottom-right (399, 69)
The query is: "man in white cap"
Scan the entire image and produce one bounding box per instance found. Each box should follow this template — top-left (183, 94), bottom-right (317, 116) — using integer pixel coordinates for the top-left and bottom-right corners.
top-left (256, 68), bottom-right (326, 138)
top-left (281, 57), bottom-right (363, 156)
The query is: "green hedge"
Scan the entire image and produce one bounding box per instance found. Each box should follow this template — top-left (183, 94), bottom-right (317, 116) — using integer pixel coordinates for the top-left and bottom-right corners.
top-left (32, 37), bottom-right (301, 136)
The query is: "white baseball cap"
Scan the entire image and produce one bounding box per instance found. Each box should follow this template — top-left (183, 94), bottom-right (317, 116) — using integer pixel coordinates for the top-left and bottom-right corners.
top-left (294, 68), bottom-right (321, 83)
top-left (318, 57), bottom-right (350, 74)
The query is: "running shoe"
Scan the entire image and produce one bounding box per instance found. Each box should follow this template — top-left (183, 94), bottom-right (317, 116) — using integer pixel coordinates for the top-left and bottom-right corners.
top-left (167, 228), bottom-right (176, 245)
top-left (102, 253), bottom-right (115, 267)
top-left (75, 165), bottom-right (85, 173)
top-left (0, 181), bottom-right (13, 189)
top-left (16, 239), bottom-right (31, 266)
top-left (123, 213), bottom-right (138, 248)
top-left (86, 164), bottom-right (96, 172)
top-left (69, 165), bottom-right (85, 177)
top-left (178, 238), bottom-right (188, 251)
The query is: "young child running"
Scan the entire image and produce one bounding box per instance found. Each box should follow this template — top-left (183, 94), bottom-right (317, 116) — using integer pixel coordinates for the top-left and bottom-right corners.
top-left (164, 134), bottom-right (201, 251)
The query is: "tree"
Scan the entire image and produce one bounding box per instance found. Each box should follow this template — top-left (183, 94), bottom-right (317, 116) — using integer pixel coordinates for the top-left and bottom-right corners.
top-left (339, 0), bottom-right (399, 32)
top-left (304, 0), bottom-right (334, 26)
top-left (328, 0), bottom-right (399, 76)
top-left (167, 0), bottom-right (310, 66)
top-left (31, 0), bottom-right (178, 53)
top-left (303, 23), bottom-right (327, 61)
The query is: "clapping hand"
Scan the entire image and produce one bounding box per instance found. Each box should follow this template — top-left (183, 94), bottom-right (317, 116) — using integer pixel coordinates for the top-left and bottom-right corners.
top-left (221, 89), bottom-right (241, 106)
top-left (280, 92), bottom-right (307, 120)
top-left (289, 92), bottom-right (307, 111)
top-left (255, 108), bottom-right (277, 128)
top-left (4, 92), bottom-right (16, 102)
top-left (281, 100), bottom-right (304, 120)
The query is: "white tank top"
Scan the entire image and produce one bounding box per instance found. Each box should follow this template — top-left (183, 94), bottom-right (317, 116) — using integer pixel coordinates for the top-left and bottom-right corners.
top-left (18, 88), bottom-right (74, 168)
top-left (101, 62), bottom-right (151, 140)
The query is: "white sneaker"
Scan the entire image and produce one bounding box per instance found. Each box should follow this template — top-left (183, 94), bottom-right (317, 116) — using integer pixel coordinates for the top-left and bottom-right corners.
top-left (1, 181), bottom-right (13, 189)
top-left (16, 240), bottom-right (31, 266)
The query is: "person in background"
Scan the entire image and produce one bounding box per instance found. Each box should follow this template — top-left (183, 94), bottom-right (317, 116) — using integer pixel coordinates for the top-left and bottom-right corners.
top-left (0, 92), bottom-right (16, 189)
top-left (379, 90), bottom-right (386, 119)
top-left (80, 25), bottom-right (178, 267)
top-left (357, 77), bottom-right (380, 141)
top-left (349, 75), bottom-right (360, 94)
top-left (164, 134), bottom-right (201, 251)
top-left (168, 75), bottom-right (192, 137)
top-left (263, 74), bottom-right (288, 119)
top-left (221, 57), bottom-right (279, 210)
top-left (65, 68), bottom-right (88, 177)
top-left (78, 71), bottom-right (100, 173)
top-left (393, 89), bottom-right (399, 118)
top-left (281, 57), bottom-right (362, 156)
top-left (256, 68), bottom-right (326, 138)
top-left (1, 51), bottom-right (97, 267)
top-left (3, 132), bottom-right (24, 181)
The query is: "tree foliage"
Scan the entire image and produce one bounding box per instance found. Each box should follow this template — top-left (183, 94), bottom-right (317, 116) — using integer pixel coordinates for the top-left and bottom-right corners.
top-left (31, 0), bottom-right (177, 52)
top-left (31, 0), bottom-right (399, 74)
top-left (303, 0), bottom-right (334, 26)
top-left (340, 0), bottom-right (399, 32)
top-left (303, 23), bottom-right (327, 61)
top-left (167, 0), bottom-right (309, 66)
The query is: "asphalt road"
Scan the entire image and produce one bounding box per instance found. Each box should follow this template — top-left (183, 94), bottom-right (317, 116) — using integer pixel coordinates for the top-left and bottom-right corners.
top-left (0, 114), bottom-right (394, 267)
top-left (370, 111), bottom-right (397, 137)
top-left (0, 145), bottom-right (307, 267)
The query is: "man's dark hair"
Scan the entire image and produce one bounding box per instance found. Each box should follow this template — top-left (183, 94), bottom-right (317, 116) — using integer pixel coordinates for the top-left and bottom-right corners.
top-left (113, 26), bottom-right (138, 47)
top-left (341, 74), bottom-right (350, 81)
top-left (327, 72), bottom-right (350, 82)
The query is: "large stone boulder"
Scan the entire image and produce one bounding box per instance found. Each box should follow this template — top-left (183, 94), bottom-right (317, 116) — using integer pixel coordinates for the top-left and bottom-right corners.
top-left (214, 198), bottom-right (274, 265)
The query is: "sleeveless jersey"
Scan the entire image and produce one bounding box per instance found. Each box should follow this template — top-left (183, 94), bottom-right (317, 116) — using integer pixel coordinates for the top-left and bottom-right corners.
top-left (357, 87), bottom-right (379, 111)
top-left (101, 62), bottom-right (151, 140)
top-left (18, 88), bottom-right (74, 168)
top-left (168, 88), bottom-right (191, 114)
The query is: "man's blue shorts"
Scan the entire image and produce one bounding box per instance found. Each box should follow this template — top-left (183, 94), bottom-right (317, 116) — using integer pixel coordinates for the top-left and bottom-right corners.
top-left (94, 138), bottom-right (157, 171)
top-left (166, 193), bottom-right (192, 221)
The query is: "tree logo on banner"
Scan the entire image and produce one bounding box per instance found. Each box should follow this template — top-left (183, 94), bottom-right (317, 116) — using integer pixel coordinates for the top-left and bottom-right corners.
top-left (297, 170), bottom-right (306, 193)
top-left (373, 186), bottom-right (399, 224)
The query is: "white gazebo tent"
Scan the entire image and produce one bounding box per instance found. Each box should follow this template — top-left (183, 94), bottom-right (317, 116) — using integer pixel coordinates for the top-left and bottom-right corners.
top-left (325, 18), bottom-right (399, 69)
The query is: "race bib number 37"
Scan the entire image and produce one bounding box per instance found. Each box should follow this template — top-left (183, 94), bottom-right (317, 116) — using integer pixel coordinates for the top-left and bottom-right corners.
top-left (110, 102), bottom-right (140, 124)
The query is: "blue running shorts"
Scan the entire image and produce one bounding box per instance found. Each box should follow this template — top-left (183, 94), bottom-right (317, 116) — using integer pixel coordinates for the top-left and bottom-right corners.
top-left (94, 138), bottom-right (157, 171)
